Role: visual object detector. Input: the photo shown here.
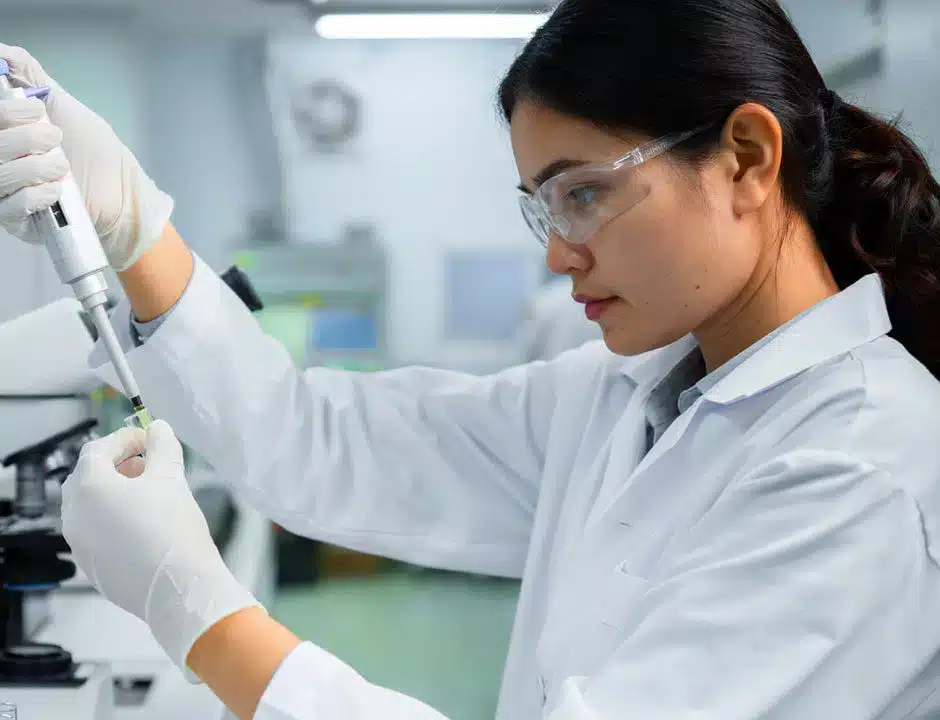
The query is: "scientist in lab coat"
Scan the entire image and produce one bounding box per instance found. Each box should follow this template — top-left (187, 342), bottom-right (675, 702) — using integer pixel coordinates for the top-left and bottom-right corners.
top-left (3, 0), bottom-right (940, 716)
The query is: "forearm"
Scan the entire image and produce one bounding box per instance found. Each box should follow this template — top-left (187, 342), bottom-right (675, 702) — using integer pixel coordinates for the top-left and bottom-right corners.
top-left (187, 607), bottom-right (454, 720)
top-left (118, 222), bottom-right (194, 322)
top-left (188, 607), bottom-right (303, 720)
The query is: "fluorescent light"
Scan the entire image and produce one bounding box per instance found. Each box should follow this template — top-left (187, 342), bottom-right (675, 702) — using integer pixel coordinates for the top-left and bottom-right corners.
top-left (314, 13), bottom-right (549, 40)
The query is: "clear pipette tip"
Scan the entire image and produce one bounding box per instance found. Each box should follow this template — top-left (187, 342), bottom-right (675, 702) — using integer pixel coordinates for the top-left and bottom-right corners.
top-left (86, 304), bottom-right (151, 429)
top-left (125, 401), bottom-right (153, 431)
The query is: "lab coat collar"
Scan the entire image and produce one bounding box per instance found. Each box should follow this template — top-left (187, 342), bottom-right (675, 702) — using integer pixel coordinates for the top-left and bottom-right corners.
top-left (618, 334), bottom-right (699, 392)
top-left (619, 274), bottom-right (891, 405)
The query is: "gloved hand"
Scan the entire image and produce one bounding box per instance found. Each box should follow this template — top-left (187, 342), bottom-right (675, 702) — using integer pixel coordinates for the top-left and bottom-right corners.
top-left (0, 45), bottom-right (173, 270)
top-left (61, 420), bottom-right (262, 677)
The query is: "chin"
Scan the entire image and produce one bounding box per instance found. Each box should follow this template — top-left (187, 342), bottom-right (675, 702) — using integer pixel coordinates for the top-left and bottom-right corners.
top-left (600, 323), bottom-right (683, 357)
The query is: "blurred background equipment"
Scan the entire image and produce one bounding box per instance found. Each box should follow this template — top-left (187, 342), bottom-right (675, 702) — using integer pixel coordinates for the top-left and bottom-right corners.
top-left (0, 0), bottom-right (937, 716)
top-left (292, 79), bottom-right (362, 152)
top-left (436, 249), bottom-right (543, 372)
top-left (235, 224), bottom-right (388, 371)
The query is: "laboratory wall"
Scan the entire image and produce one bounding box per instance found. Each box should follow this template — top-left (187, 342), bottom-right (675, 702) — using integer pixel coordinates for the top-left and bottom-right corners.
top-left (265, 37), bottom-right (541, 367)
top-left (137, 31), bottom-right (284, 270)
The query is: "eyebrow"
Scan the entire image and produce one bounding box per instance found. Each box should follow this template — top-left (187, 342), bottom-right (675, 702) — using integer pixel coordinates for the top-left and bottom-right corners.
top-left (517, 158), bottom-right (587, 194)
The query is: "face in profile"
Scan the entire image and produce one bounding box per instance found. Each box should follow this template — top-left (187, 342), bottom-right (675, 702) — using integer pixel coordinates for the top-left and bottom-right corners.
top-left (510, 101), bottom-right (768, 357)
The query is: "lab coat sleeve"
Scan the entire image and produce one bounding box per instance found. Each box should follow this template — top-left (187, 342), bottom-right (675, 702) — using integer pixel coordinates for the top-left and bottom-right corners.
top-left (90, 256), bottom-right (588, 578)
top-left (254, 642), bottom-right (452, 720)
top-left (547, 449), bottom-right (940, 719)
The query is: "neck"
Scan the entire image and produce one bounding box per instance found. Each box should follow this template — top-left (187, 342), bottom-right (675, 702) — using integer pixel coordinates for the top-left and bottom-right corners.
top-left (695, 220), bottom-right (840, 372)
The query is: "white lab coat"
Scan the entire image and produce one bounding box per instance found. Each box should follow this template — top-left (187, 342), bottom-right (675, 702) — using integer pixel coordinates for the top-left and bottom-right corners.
top-left (92, 257), bottom-right (940, 719)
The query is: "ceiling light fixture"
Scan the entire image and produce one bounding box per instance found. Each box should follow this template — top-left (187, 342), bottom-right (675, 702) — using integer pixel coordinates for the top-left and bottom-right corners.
top-left (313, 12), bottom-right (549, 40)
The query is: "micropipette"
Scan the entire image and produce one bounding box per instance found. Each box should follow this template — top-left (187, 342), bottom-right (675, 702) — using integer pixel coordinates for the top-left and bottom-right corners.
top-left (0, 59), bottom-right (151, 428)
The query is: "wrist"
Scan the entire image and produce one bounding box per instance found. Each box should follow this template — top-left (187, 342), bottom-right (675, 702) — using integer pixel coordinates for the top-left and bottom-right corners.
top-left (146, 543), bottom-right (261, 677)
top-left (187, 607), bottom-right (303, 720)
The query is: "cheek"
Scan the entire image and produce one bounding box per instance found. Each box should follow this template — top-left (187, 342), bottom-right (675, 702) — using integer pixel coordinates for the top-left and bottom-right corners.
top-left (593, 179), bottom-right (760, 331)
top-left (595, 186), bottom-right (714, 306)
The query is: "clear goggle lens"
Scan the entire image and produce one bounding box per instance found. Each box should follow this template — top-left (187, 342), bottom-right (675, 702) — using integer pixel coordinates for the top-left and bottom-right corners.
top-left (519, 128), bottom-right (705, 247)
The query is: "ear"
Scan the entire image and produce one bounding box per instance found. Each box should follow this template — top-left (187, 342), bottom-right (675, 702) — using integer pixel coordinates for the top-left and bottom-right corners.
top-left (715, 103), bottom-right (784, 216)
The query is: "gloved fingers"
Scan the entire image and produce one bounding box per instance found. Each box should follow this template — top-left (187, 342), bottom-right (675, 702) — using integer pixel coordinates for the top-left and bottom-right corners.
top-left (0, 122), bottom-right (62, 163)
top-left (0, 181), bottom-right (63, 232)
top-left (60, 452), bottom-right (107, 525)
top-left (81, 426), bottom-right (147, 468)
top-left (0, 98), bottom-right (47, 131)
top-left (0, 149), bottom-right (69, 199)
top-left (0, 45), bottom-right (51, 88)
top-left (58, 491), bottom-right (103, 593)
top-left (116, 455), bottom-right (146, 479)
top-left (145, 420), bottom-right (186, 477)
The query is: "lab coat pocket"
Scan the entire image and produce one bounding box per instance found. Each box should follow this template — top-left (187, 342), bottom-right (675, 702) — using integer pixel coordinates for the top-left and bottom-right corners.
top-left (596, 566), bottom-right (650, 631)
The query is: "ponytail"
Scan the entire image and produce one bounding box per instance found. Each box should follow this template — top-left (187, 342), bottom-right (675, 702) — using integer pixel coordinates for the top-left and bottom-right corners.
top-left (817, 100), bottom-right (940, 379)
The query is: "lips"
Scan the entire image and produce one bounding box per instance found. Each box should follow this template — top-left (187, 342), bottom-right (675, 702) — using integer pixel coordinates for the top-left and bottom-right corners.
top-left (573, 294), bottom-right (617, 322)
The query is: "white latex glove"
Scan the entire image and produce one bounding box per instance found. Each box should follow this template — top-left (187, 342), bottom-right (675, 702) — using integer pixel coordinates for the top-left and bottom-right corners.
top-left (61, 420), bottom-right (261, 676)
top-left (0, 44), bottom-right (173, 270)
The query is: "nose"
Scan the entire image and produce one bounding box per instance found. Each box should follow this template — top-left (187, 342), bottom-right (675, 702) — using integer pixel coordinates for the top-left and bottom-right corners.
top-left (546, 232), bottom-right (592, 276)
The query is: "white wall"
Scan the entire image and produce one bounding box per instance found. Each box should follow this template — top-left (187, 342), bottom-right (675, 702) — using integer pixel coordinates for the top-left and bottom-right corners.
top-left (138, 32), bottom-right (283, 269)
top-left (266, 38), bottom-right (539, 365)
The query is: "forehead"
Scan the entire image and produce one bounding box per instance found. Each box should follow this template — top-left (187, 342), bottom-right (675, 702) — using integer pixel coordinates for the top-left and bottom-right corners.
top-left (509, 101), bottom-right (644, 184)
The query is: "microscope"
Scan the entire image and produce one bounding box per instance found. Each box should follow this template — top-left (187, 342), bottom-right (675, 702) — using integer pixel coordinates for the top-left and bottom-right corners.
top-left (0, 421), bottom-right (113, 719)
top-left (0, 299), bottom-right (112, 718)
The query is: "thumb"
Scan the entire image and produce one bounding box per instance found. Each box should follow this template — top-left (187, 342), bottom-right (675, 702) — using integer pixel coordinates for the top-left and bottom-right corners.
top-left (144, 419), bottom-right (185, 476)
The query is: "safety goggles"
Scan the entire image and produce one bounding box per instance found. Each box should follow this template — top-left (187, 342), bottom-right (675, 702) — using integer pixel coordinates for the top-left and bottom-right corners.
top-left (518, 128), bottom-right (704, 247)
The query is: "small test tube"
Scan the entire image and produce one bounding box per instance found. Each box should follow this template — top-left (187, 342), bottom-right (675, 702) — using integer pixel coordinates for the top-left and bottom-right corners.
top-left (124, 404), bottom-right (154, 431)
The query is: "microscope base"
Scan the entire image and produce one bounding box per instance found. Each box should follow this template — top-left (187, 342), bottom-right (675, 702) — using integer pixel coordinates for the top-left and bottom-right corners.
top-left (0, 662), bottom-right (113, 719)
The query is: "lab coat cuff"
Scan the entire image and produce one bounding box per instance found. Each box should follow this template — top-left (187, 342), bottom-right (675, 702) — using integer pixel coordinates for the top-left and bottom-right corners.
top-left (255, 642), bottom-right (357, 720)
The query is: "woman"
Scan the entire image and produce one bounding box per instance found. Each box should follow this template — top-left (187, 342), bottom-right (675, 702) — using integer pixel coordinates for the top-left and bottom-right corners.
top-left (3, 0), bottom-right (940, 717)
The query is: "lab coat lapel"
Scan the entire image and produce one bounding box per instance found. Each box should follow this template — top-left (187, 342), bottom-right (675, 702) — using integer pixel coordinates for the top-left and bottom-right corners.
top-left (592, 393), bottom-right (701, 529)
top-left (586, 336), bottom-right (700, 528)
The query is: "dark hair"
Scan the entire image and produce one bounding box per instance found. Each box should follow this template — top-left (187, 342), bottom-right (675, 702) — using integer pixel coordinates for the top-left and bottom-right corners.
top-left (499, 0), bottom-right (940, 379)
